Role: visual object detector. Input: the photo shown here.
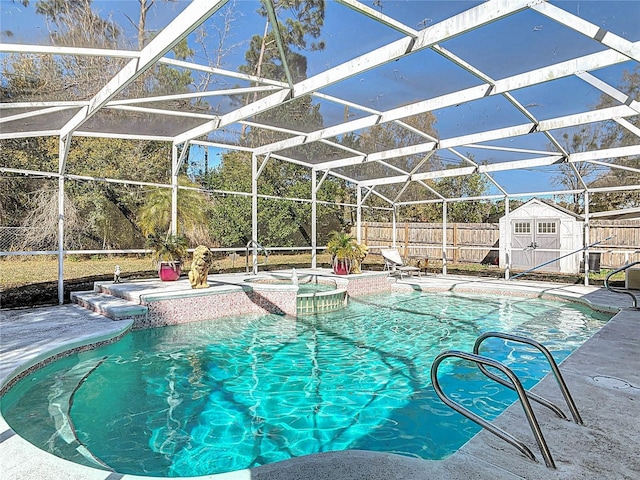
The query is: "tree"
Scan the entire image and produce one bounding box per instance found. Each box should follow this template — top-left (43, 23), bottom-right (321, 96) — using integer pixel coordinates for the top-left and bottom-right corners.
top-left (202, 152), bottom-right (309, 247)
top-left (34, 0), bottom-right (120, 47)
top-left (201, 150), bottom-right (348, 247)
top-left (550, 128), bottom-right (599, 214)
top-left (198, 0), bottom-right (351, 248)
top-left (589, 66), bottom-right (640, 210)
top-left (138, 176), bottom-right (213, 246)
top-left (237, 0), bottom-right (326, 138)
top-left (0, 0), bottom-right (201, 249)
top-left (240, 0), bottom-right (325, 81)
top-left (17, 188), bottom-right (90, 250)
top-left (0, 137), bottom-right (58, 226)
top-left (436, 172), bottom-right (490, 222)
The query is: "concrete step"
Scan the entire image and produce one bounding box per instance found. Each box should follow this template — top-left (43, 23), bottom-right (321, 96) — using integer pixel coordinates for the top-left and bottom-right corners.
top-left (71, 291), bottom-right (147, 321)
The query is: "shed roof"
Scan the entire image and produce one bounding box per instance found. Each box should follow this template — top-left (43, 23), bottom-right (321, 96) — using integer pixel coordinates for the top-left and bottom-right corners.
top-left (507, 197), bottom-right (584, 220)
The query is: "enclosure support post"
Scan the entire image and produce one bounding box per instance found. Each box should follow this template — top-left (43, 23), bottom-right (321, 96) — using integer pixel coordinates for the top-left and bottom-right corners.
top-left (311, 170), bottom-right (317, 269)
top-left (442, 201), bottom-right (448, 275)
top-left (584, 190), bottom-right (590, 287)
top-left (505, 196), bottom-right (511, 280)
top-left (251, 154), bottom-right (259, 274)
top-left (392, 206), bottom-right (397, 247)
top-left (57, 176), bottom-right (65, 305)
top-left (170, 145), bottom-right (178, 236)
top-left (57, 135), bottom-right (71, 305)
top-left (356, 186), bottom-right (362, 244)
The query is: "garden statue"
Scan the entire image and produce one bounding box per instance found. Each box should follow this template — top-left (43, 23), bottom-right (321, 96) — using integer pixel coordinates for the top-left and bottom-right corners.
top-left (113, 265), bottom-right (121, 283)
top-left (189, 245), bottom-right (214, 289)
top-left (349, 244), bottom-right (368, 274)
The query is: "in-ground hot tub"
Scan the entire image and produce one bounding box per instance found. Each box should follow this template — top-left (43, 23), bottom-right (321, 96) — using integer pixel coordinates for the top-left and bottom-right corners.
top-left (246, 271), bottom-right (348, 314)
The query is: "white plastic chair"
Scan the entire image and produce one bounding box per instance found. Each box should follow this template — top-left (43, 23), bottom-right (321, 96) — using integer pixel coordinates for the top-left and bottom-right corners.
top-left (380, 248), bottom-right (421, 278)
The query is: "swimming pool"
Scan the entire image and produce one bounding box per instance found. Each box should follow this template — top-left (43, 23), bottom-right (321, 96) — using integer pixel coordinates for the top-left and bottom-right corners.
top-left (1, 290), bottom-right (610, 477)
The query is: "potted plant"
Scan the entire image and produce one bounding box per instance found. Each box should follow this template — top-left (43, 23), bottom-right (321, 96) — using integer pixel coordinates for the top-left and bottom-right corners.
top-left (326, 231), bottom-right (368, 275)
top-left (145, 230), bottom-right (189, 281)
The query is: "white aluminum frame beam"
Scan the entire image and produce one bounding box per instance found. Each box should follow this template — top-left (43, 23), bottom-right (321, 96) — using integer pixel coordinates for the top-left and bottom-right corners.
top-left (323, 102), bottom-right (636, 187)
top-left (158, 57), bottom-right (288, 88)
top-left (614, 118), bottom-right (640, 139)
top-left (179, 0), bottom-right (531, 150)
top-left (107, 86), bottom-right (282, 107)
top-left (568, 145), bottom-right (640, 163)
top-left (252, 45), bottom-right (637, 167)
top-left (575, 72), bottom-right (640, 114)
top-left (109, 105), bottom-right (217, 120)
top-left (532, 2), bottom-right (640, 62)
top-left (0, 43), bottom-right (140, 58)
top-left (585, 160), bottom-right (640, 175)
top-left (0, 106), bottom-right (78, 125)
top-left (59, 0), bottom-right (229, 140)
top-left (337, 0), bottom-right (419, 37)
top-left (73, 131), bottom-right (174, 142)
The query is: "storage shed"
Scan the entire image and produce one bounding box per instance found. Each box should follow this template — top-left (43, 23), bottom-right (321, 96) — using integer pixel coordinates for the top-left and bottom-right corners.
top-left (499, 199), bottom-right (584, 274)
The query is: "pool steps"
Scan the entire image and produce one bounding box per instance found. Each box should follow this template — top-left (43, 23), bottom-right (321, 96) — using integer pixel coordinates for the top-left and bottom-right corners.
top-left (71, 290), bottom-right (148, 322)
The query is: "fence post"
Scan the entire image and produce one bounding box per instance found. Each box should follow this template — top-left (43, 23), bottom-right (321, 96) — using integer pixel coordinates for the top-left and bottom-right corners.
top-left (404, 223), bottom-right (409, 259)
top-left (453, 223), bottom-right (459, 263)
top-left (392, 207), bottom-right (397, 247)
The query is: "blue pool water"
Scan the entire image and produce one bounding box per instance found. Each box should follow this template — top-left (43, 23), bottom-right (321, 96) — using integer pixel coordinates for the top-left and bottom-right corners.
top-left (1, 291), bottom-right (609, 477)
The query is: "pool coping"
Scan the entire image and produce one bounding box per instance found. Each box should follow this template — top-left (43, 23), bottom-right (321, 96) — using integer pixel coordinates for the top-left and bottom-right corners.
top-left (1, 273), bottom-right (639, 479)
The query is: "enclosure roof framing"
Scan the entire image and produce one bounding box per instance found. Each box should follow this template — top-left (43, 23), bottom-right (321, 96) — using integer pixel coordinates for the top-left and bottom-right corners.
top-left (1, 0), bottom-right (638, 206)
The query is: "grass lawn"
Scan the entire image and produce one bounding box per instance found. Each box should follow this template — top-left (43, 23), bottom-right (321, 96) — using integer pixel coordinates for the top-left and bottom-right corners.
top-left (0, 252), bottom-right (624, 292)
top-left (1, 253), bottom-right (334, 290)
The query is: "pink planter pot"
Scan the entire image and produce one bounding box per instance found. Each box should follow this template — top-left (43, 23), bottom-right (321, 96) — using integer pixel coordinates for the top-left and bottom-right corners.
top-left (332, 260), bottom-right (350, 275)
top-left (158, 262), bottom-right (181, 281)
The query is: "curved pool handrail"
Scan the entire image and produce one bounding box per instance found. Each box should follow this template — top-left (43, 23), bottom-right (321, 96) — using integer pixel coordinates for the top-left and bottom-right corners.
top-left (431, 350), bottom-right (556, 468)
top-left (604, 261), bottom-right (640, 310)
top-left (473, 332), bottom-right (583, 425)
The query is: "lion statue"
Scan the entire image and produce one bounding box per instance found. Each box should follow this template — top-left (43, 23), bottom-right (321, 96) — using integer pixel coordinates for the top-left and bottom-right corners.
top-left (188, 245), bottom-right (214, 289)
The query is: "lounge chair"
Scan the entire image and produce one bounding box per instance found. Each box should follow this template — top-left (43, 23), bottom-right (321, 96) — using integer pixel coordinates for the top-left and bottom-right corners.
top-left (380, 248), bottom-right (421, 278)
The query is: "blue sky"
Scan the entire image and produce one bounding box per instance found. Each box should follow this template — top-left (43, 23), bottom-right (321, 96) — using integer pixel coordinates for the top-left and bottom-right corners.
top-left (2, 0), bottom-right (638, 195)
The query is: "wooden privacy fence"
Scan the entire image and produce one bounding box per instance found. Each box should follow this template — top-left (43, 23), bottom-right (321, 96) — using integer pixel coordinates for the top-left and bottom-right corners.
top-left (588, 220), bottom-right (640, 267)
top-left (359, 220), bottom-right (640, 268)
top-left (360, 222), bottom-right (500, 264)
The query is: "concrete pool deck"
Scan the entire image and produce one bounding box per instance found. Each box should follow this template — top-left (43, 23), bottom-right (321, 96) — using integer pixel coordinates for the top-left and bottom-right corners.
top-left (1, 272), bottom-right (639, 479)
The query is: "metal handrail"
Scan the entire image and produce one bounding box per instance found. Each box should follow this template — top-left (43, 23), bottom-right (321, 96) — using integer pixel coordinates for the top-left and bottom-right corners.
top-left (473, 332), bottom-right (583, 425)
top-left (431, 351), bottom-right (556, 468)
top-left (245, 240), bottom-right (269, 274)
top-left (604, 261), bottom-right (640, 309)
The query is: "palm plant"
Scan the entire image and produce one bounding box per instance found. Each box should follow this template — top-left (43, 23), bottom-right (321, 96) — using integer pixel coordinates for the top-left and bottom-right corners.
top-left (326, 230), bottom-right (368, 274)
top-left (145, 230), bottom-right (188, 267)
top-left (137, 176), bottom-right (211, 243)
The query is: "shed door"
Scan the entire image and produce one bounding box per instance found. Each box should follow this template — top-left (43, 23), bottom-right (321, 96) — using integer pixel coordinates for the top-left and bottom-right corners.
top-left (534, 220), bottom-right (560, 271)
top-left (511, 219), bottom-right (560, 272)
top-left (512, 220), bottom-right (533, 269)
